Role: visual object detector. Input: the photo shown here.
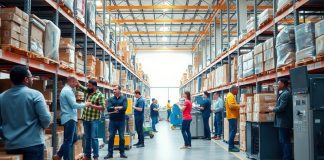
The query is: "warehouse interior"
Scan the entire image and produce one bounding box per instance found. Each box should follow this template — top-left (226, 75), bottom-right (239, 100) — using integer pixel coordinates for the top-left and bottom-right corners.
top-left (0, 0), bottom-right (324, 159)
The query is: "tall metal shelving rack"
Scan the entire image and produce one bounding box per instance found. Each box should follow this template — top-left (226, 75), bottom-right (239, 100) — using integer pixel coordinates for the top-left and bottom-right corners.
top-left (0, 0), bottom-right (150, 157)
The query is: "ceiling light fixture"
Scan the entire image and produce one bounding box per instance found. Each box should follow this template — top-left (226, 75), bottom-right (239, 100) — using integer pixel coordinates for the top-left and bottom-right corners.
top-left (96, 0), bottom-right (103, 7)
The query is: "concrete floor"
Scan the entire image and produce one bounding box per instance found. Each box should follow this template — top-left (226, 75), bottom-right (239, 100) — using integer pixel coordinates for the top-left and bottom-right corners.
top-left (99, 121), bottom-right (245, 160)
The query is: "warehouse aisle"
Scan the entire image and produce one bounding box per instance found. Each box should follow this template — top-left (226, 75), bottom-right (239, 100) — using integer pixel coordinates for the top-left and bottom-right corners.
top-left (99, 121), bottom-right (240, 160)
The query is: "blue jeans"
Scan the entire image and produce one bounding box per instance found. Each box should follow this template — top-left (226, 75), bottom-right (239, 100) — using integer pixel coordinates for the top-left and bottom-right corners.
top-left (181, 120), bottom-right (192, 146)
top-left (228, 118), bottom-right (237, 149)
top-left (83, 120), bottom-right (99, 158)
top-left (151, 116), bottom-right (158, 131)
top-left (108, 120), bottom-right (125, 155)
top-left (57, 120), bottom-right (78, 160)
top-left (203, 116), bottom-right (211, 139)
top-left (7, 144), bottom-right (44, 160)
top-left (278, 128), bottom-right (292, 160)
top-left (214, 112), bottom-right (222, 136)
top-left (135, 116), bottom-right (144, 144)
top-left (167, 109), bottom-right (171, 120)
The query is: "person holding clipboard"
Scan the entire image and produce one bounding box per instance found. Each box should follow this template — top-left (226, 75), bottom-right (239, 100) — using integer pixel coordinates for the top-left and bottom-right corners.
top-left (104, 85), bottom-right (128, 159)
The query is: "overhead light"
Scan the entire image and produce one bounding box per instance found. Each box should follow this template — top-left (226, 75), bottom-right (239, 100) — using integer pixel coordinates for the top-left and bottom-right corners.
top-left (116, 26), bottom-right (120, 32)
top-left (162, 1), bottom-right (169, 12)
top-left (162, 36), bottom-right (168, 42)
top-left (160, 26), bottom-right (168, 32)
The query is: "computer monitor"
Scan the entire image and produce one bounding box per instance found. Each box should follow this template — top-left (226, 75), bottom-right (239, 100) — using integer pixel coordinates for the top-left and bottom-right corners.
top-left (289, 66), bottom-right (309, 93)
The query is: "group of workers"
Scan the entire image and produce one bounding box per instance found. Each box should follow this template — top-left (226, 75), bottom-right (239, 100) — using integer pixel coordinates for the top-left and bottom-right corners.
top-left (0, 65), bottom-right (293, 160)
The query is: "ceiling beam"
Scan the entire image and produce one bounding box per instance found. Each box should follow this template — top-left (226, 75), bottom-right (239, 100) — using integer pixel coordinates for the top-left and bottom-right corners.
top-left (135, 48), bottom-right (193, 51)
top-left (97, 5), bottom-right (272, 11)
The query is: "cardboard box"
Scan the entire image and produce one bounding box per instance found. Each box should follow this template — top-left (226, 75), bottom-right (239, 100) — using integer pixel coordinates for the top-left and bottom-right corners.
top-left (0, 12), bottom-right (22, 25)
top-left (240, 107), bottom-right (246, 114)
top-left (44, 147), bottom-right (53, 160)
top-left (240, 94), bottom-right (254, 104)
top-left (19, 42), bottom-right (27, 50)
top-left (224, 118), bottom-right (229, 141)
top-left (254, 102), bottom-right (276, 113)
top-left (20, 26), bottom-right (28, 36)
top-left (44, 134), bottom-right (52, 149)
top-left (247, 113), bottom-right (253, 121)
top-left (1, 38), bottom-right (20, 48)
top-left (43, 89), bottom-right (53, 102)
top-left (31, 80), bottom-right (47, 92)
top-left (265, 58), bottom-right (275, 71)
top-left (253, 112), bottom-right (275, 122)
top-left (0, 7), bottom-right (23, 18)
top-left (19, 34), bottom-right (28, 44)
top-left (316, 35), bottom-right (324, 56)
top-left (74, 140), bottom-right (83, 157)
top-left (31, 19), bottom-right (45, 43)
top-left (1, 30), bottom-right (19, 41)
top-left (1, 21), bottom-right (21, 33)
top-left (240, 114), bottom-right (247, 122)
top-left (254, 43), bottom-right (263, 54)
top-left (22, 12), bottom-right (29, 21)
top-left (95, 59), bottom-right (104, 78)
top-left (254, 93), bottom-right (276, 103)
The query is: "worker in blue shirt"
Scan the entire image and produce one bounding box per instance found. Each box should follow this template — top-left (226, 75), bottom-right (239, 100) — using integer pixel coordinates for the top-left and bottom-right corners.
top-left (53, 76), bottom-right (91, 160)
top-left (105, 85), bottom-right (128, 159)
top-left (133, 90), bottom-right (146, 148)
top-left (0, 65), bottom-right (51, 160)
top-left (211, 92), bottom-right (224, 140)
top-left (150, 98), bottom-right (159, 132)
top-left (197, 91), bottom-right (212, 140)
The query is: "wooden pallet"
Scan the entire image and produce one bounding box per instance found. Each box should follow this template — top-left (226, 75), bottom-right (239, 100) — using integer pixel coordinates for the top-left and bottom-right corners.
top-left (277, 63), bottom-right (295, 71)
top-left (276, 1), bottom-right (293, 16)
top-left (243, 74), bottom-right (256, 81)
top-left (316, 54), bottom-right (324, 62)
top-left (247, 30), bottom-right (255, 37)
top-left (74, 153), bottom-right (84, 160)
top-left (258, 18), bottom-right (273, 29)
top-left (59, 2), bottom-right (74, 17)
top-left (76, 18), bottom-right (86, 28)
top-left (76, 71), bottom-right (85, 76)
top-left (1, 44), bottom-right (29, 56)
top-left (59, 61), bottom-right (74, 72)
top-left (295, 57), bottom-right (315, 67)
top-left (88, 29), bottom-right (95, 37)
top-left (264, 68), bottom-right (276, 75)
top-left (28, 53), bottom-right (59, 65)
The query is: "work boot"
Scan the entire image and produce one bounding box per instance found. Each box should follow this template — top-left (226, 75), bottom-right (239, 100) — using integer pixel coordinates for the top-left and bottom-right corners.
top-left (136, 144), bottom-right (145, 148)
top-left (120, 154), bottom-right (128, 158)
top-left (104, 154), bottom-right (113, 159)
top-left (228, 148), bottom-right (240, 152)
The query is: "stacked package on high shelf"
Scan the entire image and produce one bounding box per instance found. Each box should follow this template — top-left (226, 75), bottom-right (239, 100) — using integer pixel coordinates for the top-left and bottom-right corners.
top-left (75, 51), bottom-right (85, 74)
top-left (0, 7), bottom-right (29, 50)
top-left (277, 0), bottom-right (293, 13)
top-left (295, 23), bottom-right (316, 63)
top-left (253, 93), bottom-right (276, 122)
top-left (86, 0), bottom-right (96, 33)
top-left (121, 70), bottom-right (127, 89)
top-left (243, 51), bottom-right (254, 78)
top-left (215, 64), bottom-right (228, 88)
top-left (59, 38), bottom-right (75, 68)
top-left (187, 65), bottom-right (193, 79)
top-left (193, 53), bottom-right (202, 74)
top-left (258, 9), bottom-right (273, 29)
top-left (76, 0), bottom-right (85, 23)
top-left (95, 58), bottom-right (104, 79)
top-left (104, 26), bottom-right (110, 46)
top-left (315, 20), bottom-right (324, 56)
top-left (246, 96), bottom-right (254, 122)
top-left (86, 55), bottom-right (96, 77)
top-left (254, 43), bottom-right (264, 74)
top-left (246, 17), bottom-right (255, 34)
top-left (44, 19), bottom-right (61, 61)
top-left (231, 57), bottom-right (238, 82)
top-left (202, 74), bottom-right (208, 91)
top-left (30, 15), bottom-right (45, 55)
top-left (229, 37), bottom-right (238, 49)
top-left (95, 24), bottom-right (104, 42)
top-left (239, 31), bottom-right (248, 43)
top-left (61, 0), bottom-right (74, 12)
top-left (237, 55), bottom-right (243, 80)
top-left (276, 26), bottom-right (296, 68)
top-left (263, 38), bottom-right (275, 71)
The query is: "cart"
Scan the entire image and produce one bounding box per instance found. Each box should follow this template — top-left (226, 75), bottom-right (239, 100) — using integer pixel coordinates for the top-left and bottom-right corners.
top-left (170, 104), bottom-right (182, 130)
top-left (143, 122), bottom-right (154, 139)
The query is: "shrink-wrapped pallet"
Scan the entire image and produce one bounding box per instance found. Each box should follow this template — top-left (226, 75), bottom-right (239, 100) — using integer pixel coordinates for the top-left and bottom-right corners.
top-left (315, 20), bottom-right (324, 38)
top-left (276, 26), bottom-right (295, 46)
top-left (243, 59), bottom-right (254, 78)
top-left (61, 0), bottom-right (74, 12)
top-left (295, 23), bottom-right (316, 62)
top-left (254, 43), bottom-right (263, 55)
top-left (30, 15), bottom-right (45, 56)
top-left (316, 35), bottom-right (324, 56)
top-left (264, 38), bottom-right (274, 50)
top-left (276, 42), bottom-right (295, 68)
top-left (265, 58), bottom-right (275, 71)
top-left (237, 55), bottom-right (243, 79)
top-left (96, 26), bottom-right (104, 41)
top-left (258, 9), bottom-right (273, 28)
top-left (76, 0), bottom-right (85, 23)
top-left (44, 20), bottom-right (61, 61)
top-left (86, 0), bottom-right (96, 32)
top-left (277, 0), bottom-right (293, 13)
top-left (246, 17), bottom-right (255, 33)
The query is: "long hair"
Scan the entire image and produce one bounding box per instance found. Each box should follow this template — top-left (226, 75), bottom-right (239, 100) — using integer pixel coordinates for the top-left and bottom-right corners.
top-left (184, 91), bottom-right (191, 101)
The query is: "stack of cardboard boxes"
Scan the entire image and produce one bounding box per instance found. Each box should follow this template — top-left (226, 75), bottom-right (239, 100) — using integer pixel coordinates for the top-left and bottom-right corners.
top-left (86, 55), bottom-right (96, 77)
top-left (246, 96), bottom-right (254, 121)
top-left (254, 43), bottom-right (264, 74)
top-left (231, 57), bottom-right (238, 83)
top-left (59, 38), bottom-right (75, 68)
top-left (193, 53), bottom-right (202, 74)
top-left (95, 58), bottom-right (104, 79)
top-left (214, 64), bottom-right (229, 87)
top-left (243, 51), bottom-right (254, 78)
top-left (44, 134), bottom-right (53, 160)
top-left (75, 51), bottom-right (85, 74)
top-left (295, 23), bottom-right (316, 63)
top-left (0, 7), bottom-right (29, 50)
top-left (253, 93), bottom-right (276, 122)
top-left (30, 14), bottom-right (45, 56)
top-left (276, 26), bottom-right (296, 68)
top-left (239, 94), bottom-right (253, 151)
top-left (264, 38), bottom-right (275, 71)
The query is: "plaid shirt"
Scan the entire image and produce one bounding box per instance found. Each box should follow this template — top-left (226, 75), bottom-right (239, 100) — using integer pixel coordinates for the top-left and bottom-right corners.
top-left (79, 85), bottom-right (105, 121)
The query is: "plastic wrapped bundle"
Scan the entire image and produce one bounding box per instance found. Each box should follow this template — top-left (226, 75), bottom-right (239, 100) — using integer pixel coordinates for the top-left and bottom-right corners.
top-left (104, 26), bottom-right (110, 45)
top-left (254, 43), bottom-right (263, 54)
top-left (254, 53), bottom-right (264, 74)
top-left (276, 43), bottom-right (295, 68)
top-left (263, 38), bottom-right (274, 50)
top-left (264, 48), bottom-right (274, 61)
top-left (254, 63), bottom-right (264, 74)
top-left (243, 51), bottom-right (254, 62)
top-left (44, 20), bottom-right (61, 61)
top-left (277, 0), bottom-right (292, 13)
top-left (258, 9), bottom-right (273, 28)
top-left (265, 59), bottom-right (275, 71)
top-left (315, 20), bottom-right (324, 38)
top-left (96, 26), bottom-right (103, 41)
top-left (276, 26), bottom-right (295, 46)
top-left (61, 0), bottom-right (74, 12)
top-left (237, 55), bottom-right (243, 79)
top-left (295, 23), bottom-right (316, 62)
top-left (316, 35), bottom-right (324, 56)
top-left (239, 32), bottom-right (247, 42)
top-left (243, 59), bottom-right (254, 78)
top-left (76, 0), bottom-right (85, 23)
top-left (246, 17), bottom-right (255, 33)
top-left (86, 0), bottom-right (95, 32)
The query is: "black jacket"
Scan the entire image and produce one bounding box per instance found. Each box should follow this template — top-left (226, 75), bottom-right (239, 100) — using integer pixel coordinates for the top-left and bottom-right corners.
top-left (273, 88), bottom-right (293, 128)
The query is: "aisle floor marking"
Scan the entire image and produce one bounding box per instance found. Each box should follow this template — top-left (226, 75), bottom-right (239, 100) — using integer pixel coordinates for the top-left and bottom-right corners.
top-left (211, 139), bottom-right (245, 160)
